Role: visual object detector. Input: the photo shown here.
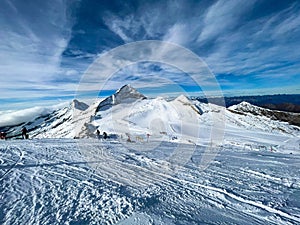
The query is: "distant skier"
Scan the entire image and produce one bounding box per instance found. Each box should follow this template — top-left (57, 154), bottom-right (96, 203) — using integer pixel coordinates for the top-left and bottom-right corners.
top-left (103, 132), bottom-right (108, 139)
top-left (22, 127), bottom-right (29, 139)
top-left (126, 133), bottom-right (132, 142)
top-left (96, 129), bottom-right (101, 139)
top-left (0, 132), bottom-right (6, 140)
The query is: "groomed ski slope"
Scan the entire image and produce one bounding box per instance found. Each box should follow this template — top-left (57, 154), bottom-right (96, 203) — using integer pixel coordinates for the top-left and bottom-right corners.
top-left (1, 139), bottom-right (299, 225)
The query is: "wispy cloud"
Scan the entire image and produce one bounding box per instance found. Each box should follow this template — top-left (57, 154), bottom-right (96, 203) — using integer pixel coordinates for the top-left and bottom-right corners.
top-left (193, 0), bottom-right (300, 93)
top-left (198, 0), bottom-right (258, 43)
top-left (76, 40), bottom-right (220, 101)
top-left (1, 0), bottom-right (300, 111)
top-left (101, 0), bottom-right (300, 93)
top-left (0, 0), bottom-right (77, 108)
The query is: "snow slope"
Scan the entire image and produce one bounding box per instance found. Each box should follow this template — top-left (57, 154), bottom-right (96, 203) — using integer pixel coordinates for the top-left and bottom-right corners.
top-left (2, 99), bottom-right (99, 139)
top-left (0, 139), bottom-right (299, 224)
top-left (93, 94), bottom-right (203, 141)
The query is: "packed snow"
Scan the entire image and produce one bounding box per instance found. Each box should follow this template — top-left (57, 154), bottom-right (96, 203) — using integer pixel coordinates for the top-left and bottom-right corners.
top-left (1, 139), bottom-right (299, 224)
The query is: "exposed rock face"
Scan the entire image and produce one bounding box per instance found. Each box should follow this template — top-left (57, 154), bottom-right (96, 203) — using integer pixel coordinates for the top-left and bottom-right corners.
top-left (72, 99), bottom-right (89, 111)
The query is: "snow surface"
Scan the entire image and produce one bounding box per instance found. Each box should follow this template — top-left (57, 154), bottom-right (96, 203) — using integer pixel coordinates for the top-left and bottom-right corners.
top-left (0, 139), bottom-right (299, 224)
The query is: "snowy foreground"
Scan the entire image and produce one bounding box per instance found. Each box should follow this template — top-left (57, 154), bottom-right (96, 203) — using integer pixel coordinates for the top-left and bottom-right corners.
top-left (1, 138), bottom-right (300, 225)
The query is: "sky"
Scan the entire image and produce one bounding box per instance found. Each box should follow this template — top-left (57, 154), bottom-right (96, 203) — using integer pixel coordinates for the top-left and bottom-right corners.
top-left (0, 0), bottom-right (300, 111)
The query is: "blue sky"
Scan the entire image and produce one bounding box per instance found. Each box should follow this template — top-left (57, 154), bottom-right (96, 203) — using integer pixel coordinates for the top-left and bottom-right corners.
top-left (0, 0), bottom-right (300, 110)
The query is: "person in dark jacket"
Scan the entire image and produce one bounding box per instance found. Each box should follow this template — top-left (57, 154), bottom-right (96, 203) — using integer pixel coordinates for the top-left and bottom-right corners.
top-left (96, 129), bottom-right (101, 139)
top-left (22, 127), bottom-right (28, 139)
top-left (103, 132), bottom-right (108, 139)
top-left (0, 132), bottom-right (6, 140)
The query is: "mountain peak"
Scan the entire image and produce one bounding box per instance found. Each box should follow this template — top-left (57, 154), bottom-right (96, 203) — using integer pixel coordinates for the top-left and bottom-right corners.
top-left (72, 99), bottom-right (89, 111)
top-left (229, 101), bottom-right (270, 115)
top-left (117, 84), bottom-right (133, 91)
top-left (115, 84), bottom-right (143, 97)
top-left (229, 101), bottom-right (255, 111)
top-left (97, 85), bottom-right (147, 111)
top-left (239, 101), bottom-right (253, 106)
top-left (174, 95), bottom-right (190, 104)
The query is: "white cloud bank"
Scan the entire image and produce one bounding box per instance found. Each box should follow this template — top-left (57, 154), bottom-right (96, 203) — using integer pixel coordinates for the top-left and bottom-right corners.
top-left (0, 103), bottom-right (67, 127)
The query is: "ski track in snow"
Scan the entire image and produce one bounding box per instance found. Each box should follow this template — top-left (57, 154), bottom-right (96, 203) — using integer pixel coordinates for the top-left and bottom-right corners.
top-left (0, 139), bottom-right (300, 225)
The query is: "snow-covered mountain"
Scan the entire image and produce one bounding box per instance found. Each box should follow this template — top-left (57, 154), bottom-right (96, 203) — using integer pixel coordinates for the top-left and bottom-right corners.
top-left (1, 85), bottom-right (299, 151)
top-left (92, 94), bottom-right (205, 143)
top-left (229, 101), bottom-right (300, 127)
top-left (97, 84), bottom-right (146, 111)
top-left (0, 85), bottom-right (147, 139)
top-left (2, 99), bottom-right (98, 139)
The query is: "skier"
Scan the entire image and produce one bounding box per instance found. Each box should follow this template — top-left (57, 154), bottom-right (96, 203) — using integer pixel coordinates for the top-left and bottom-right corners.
top-left (126, 133), bottom-right (132, 142)
top-left (0, 132), bottom-right (6, 140)
top-left (103, 132), bottom-right (108, 139)
top-left (22, 127), bottom-right (29, 139)
top-left (96, 129), bottom-right (101, 139)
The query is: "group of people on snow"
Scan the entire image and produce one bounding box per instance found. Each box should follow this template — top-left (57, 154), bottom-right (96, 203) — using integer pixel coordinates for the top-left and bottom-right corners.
top-left (96, 129), bottom-right (108, 139)
top-left (2, 126), bottom-right (108, 140)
